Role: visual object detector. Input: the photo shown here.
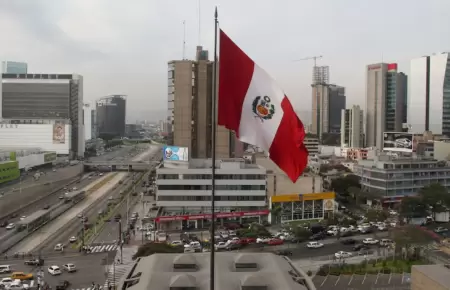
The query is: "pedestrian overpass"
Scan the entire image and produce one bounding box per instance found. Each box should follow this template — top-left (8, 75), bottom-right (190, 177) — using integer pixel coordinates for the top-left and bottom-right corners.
top-left (83, 160), bottom-right (160, 172)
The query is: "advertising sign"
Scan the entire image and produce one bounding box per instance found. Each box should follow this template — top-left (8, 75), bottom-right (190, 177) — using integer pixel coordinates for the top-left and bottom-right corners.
top-left (155, 210), bottom-right (270, 223)
top-left (163, 146), bottom-right (189, 161)
top-left (383, 132), bottom-right (413, 152)
top-left (44, 152), bottom-right (57, 163)
top-left (53, 122), bottom-right (65, 144)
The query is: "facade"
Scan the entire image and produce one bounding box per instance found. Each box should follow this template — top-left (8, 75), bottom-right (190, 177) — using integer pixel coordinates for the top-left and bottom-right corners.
top-left (354, 155), bottom-right (450, 202)
top-left (341, 105), bottom-right (364, 148)
top-left (304, 136), bottom-right (319, 155)
top-left (341, 147), bottom-right (373, 160)
top-left (0, 148), bottom-right (56, 170)
top-left (365, 63), bottom-right (406, 148)
top-left (96, 95), bottom-right (126, 138)
top-left (90, 109), bottom-right (97, 139)
top-left (269, 192), bottom-right (335, 223)
top-left (168, 48), bottom-right (234, 159)
top-left (0, 161), bottom-right (20, 184)
top-left (117, 253), bottom-right (314, 290)
top-left (1, 61), bottom-right (27, 74)
top-left (409, 53), bottom-right (450, 136)
top-left (412, 264), bottom-right (450, 290)
top-left (311, 84), bottom-right (346, 137)
top-left (1, 73), bottom-right (84, 158)
top-left (0, 123), bottom-right (71, 155)
top-left (155, 159), bottom-right (268, 229)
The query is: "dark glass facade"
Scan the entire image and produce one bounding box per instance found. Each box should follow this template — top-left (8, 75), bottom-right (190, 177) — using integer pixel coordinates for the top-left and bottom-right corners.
top-left (96, 95), bottom-right (126, 138)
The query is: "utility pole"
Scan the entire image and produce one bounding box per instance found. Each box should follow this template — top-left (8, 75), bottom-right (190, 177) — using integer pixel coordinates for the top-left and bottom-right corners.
top-left (118, 220), bottom-right (123, 263)
top-left (81, 218), bottom-right (85, 252)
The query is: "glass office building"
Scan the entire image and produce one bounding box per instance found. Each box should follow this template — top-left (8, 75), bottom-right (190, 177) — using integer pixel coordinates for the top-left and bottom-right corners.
top-left (1, 61), bottom-right (28, 74)
top-left (409, 53), bottom-right (450, 136)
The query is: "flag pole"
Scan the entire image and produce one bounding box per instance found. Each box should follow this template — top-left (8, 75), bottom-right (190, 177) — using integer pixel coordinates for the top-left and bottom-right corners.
top-left (210, 6), bottom-right (218, 290)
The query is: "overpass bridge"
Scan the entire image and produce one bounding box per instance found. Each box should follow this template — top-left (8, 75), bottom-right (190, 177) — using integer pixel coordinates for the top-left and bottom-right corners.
top-left (83, 160), bottom-right (160, 172)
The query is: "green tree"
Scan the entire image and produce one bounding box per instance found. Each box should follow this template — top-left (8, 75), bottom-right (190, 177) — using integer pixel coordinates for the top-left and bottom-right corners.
top-left (270, 205), bottom-right (282, 225)
top-left (291, 227), bottom-right (312, 241)
top-left (399, 196), bottom-right (427, 224)
top-left (365, 209), bottom-right (388, 222)
top-left (390, 225), bottom-right (434, 260)
top-left (419, 183), bottom-right (450, 218)
top-left (330, 174), bottom-right (360, 194)
top-left (133, 243), bottom-right (183, 259)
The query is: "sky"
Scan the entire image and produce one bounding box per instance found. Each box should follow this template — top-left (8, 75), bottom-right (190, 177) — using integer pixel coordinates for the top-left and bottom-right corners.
top-left (1, 0), bottom-right (449, 123)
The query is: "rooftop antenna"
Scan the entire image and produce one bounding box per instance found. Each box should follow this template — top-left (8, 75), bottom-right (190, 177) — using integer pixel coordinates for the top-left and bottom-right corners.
top-left (198, 0), bottom-right (201, 45)
top-left (182, 20), bottom-right (186, 60)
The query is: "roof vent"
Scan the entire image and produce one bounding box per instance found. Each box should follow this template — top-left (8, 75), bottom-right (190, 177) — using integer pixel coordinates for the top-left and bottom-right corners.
top-left (173, 254), bottom-right (198, 271)
top-left (234, 254), bottom-right (258, 270)
top-left (241, 274), bottom-right (268, 290)
top-left (169, 274), bottom-right (197, 290)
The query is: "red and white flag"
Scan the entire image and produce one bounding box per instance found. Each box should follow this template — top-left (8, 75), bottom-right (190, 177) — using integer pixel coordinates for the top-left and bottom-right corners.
top-left (218, 30), bottom-right (308, 182)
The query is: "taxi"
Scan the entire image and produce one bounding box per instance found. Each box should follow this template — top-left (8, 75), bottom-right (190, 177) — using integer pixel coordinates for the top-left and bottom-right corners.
top-left (11, 272), bottom-right (33, 281)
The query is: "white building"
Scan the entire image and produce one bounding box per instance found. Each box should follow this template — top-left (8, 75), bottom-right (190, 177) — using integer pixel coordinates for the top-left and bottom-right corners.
top-left (341, 105), bottom-right (364, 148)
top-left (0, 123), bottom-right (71, 155)
top-left (304, 136), bottom-right (319, 156)
top-left (155, 159), bottom-right (268, 230)
top-left (409, 53), bottom-right (450, 135)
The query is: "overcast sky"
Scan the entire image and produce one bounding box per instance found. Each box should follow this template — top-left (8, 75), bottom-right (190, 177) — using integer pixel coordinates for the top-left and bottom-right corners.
top-left (1, 0), bottom-right (449, 123)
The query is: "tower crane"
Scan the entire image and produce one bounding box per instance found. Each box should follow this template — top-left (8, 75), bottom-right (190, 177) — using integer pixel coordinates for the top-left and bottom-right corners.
top-left (293, 55), bottom-right (323, 67)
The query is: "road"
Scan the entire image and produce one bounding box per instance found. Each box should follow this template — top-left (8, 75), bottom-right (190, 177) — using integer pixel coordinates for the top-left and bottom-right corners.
top-left (0, 253), bottom-right (111, 290)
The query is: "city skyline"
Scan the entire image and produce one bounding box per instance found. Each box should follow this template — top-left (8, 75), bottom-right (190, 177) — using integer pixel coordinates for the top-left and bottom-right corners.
top-left (1, 0), bottom-right (449, 123)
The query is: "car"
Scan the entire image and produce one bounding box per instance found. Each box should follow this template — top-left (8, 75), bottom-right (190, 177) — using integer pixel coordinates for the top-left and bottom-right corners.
top-left (215, 242), bottom-right (228, 250)
top-left (7, 281), bottom-right (23, 290)
top-left (0, 278), bottom-right (14, 288)
top-left (48, 266), bottom-right (62, 276)
top-left (268, 238), bottom-right (284, 246)
top-left (55, 280), bottom-right (70, 290)
top-left (170, 241), bottom-right (184, 247)
top-left (0, 221), bottom-right (8, 227)
top-left (10, 272), bottom-right (33, 281)
top-left (434, 227), bottom-right (448, 233)
top-left (335, 251), bottom-right (352, 259)
top-left (353, 243), bottom-right (370, 251)
top-left (275, 249), bottom-right (293, 256)
top-left (62, 264), bottom-right (76, 273)
top-left (72, 187), bottom-right (77, 191)
top-left (53, 169), bottom-right (57, 172)
top-left (54, 243), bottom-right (64, 251)
top-left (362, 238), bottom-right (379, 245)
top-left (309, 232), bottom-right (326, 240)
top-left (225, 243), bottom-right (241, 251)
top-left (6, 223), bottom-right (15, 230)
top-left (69, 236), bottom-right (77, 243)
top-left (380, 239), bottom-right (395, 247)
top-left (59, 195), bottom-right (64, 199)
top-left (307, 241), bottom-right (324, 249)
top-left (24, 258), bottom-right (44, 266)
top-left (184, 247), bottom-right (195, 253)
top-left (341, 238), bottom-right (357, 245)
top-left (43, 205), bottom-right (50, 210)
top-left (256, 237), bottom-right (271, 244)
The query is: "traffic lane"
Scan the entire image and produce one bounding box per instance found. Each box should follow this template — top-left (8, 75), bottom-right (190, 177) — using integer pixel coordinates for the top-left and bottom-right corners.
top-left (0, 253), bottom-right (109, 289)
top-left (0, 176), bottom-right (101, 236)
top-left (39, 175), bottom-right (135, 253)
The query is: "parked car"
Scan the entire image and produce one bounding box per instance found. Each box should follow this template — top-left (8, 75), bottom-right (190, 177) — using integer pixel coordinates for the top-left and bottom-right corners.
top-left (434, 227), bottom-right (448, 233)
top-left (24, 259), bottom-right (44, 266)
top-left (341, 238), bottom-right (357, 245)
top-left (335, 251), bottom-right (352, 259)
top-left (353, 244), bottom-right (369, 251)
top-left (309, 232), bottom-right (326, 241)
top-left (275, 249), bottom-right (293, 256)
top-left (307, 242), bottom-right (324, 249)
top-left (268, 238), bottom-right (284, 246)
top-left (362, 238), bottom-right (379, 245)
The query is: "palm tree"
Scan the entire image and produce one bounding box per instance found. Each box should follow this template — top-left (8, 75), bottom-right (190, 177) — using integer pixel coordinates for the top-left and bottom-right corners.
top-left (271, 205), bottom-right (282, 225)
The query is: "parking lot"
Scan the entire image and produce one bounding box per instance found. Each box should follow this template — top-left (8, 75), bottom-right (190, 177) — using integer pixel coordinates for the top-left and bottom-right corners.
top-left (313, 273), bottom-right (411, 290)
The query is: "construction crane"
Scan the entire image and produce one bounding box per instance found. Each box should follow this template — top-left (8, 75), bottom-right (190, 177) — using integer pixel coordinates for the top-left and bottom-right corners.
top-left (293, 55), bottom-right (323, 67)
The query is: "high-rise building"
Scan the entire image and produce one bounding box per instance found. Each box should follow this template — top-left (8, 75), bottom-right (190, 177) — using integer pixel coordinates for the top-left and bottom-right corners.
top-left (168, 47), bottom-right (235, 158)
top-left (311, 84), bottom-right (346, 137)
top-left (409, 53), bottom-right (450, 136)
top-left (365, 63), bottom-right (406, 148)
top-left (91, 109), bottom-right (97, 139)
top-left (1, 73), bottom-right (84, 158)
top-left (96, 95), bottom-right (126, 139)
top-left (341, 105), bottom-right (364, 148)
top-left (1, 61), bottom-right (27, 74)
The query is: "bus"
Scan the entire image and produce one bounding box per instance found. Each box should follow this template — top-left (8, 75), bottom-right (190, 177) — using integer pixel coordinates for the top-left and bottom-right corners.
top-left (64, 190), bottom-right (86, 204)
top-left (16, 210), bottom-right (52, 233)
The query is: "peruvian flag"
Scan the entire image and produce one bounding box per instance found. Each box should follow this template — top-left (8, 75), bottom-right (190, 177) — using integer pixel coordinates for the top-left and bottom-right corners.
top-left (218, 30), bottom-right (308, 182)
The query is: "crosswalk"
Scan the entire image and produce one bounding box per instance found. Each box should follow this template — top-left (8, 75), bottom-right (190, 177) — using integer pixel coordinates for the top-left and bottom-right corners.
top-left (103, 246), bottom-right (138, 288)
top-left (88, 243), bottom-right (119, 253)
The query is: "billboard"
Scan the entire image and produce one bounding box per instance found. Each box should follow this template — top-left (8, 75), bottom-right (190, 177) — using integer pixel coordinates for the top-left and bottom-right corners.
top-left (53, 122), bottom-right (65, 144)
top-left (383, 132), bottom-right (413, 152)
top-left (163, 146), bottom-right (189, 161)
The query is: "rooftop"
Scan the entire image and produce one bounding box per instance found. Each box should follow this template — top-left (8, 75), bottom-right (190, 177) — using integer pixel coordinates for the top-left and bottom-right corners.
top-left (159, 158), bottom-right (262, 171)
top-left (118, 252), bottom-right (314, 290)
top-left (412, 264), bottom-right (450, 287)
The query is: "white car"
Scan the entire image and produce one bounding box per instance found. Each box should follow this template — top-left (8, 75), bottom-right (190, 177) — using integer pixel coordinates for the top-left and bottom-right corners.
top-left (69, 236), bottom-right (77, 243)
top-left (0, 278), bottom-right (14, 288)
top-left (63, 263), bottom-right (76, 273)
top-left (363, 238), bottom-right (379, 245)
top-left (256, 237), bottom-right (271, 244)
top-left (335, 251), bottom-right (352, 259)
top-left (6, 223), bottom-right (15, 230)
top-left (72, 187), bottom-right (77, 191)
top-left (307, 242), bottom-right (324, 249)
top-left (8, 281), bottom-right (24, 290)
top-left (215, 242), bottom-right (228, 250)
top-left (48, 265), bottom-right (62, 275)
top-left (20, 216), bottom-right (26, 221)
top-left (184, 247), bottom-right (195, 253)
top-left (54, 243), bottom-right (64, 251)
top-left (170, 240), bottom-right (184, 246)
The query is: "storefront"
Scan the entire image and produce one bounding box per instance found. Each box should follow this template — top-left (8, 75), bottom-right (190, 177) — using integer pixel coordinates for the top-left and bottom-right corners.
top-left (155, 209), bottom-right (270, 230)
top-left (269, 192), bottom-right (335, 223)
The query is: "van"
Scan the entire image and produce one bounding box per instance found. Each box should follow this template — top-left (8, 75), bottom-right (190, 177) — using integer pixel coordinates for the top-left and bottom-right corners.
top-left (0, 265), bottom-right (11, 274)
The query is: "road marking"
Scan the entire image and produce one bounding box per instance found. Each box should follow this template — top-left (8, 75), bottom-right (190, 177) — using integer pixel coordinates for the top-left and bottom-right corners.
top-left (362, 273), bottom-right (367, 284)
top-left (388, 272), bottom-right (392, 284)
top-left (334, 275), bottom-right (341, 286)
top-left (375, 271), bottom-right (380, 284)
top-left (348, 274), bottom-right (354, 285)
top-left (401, 272), bottom-right (404, 284)
top-left (320, 275), bottom-right (328, 287)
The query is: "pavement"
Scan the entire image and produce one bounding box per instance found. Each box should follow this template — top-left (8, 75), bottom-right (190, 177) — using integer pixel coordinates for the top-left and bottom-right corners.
top-left (6, 173), bottom-right (126, 255)
top-left (312, 273), bottom-right (411, 290)
top-left (0, 253), bottom-right (111, 290)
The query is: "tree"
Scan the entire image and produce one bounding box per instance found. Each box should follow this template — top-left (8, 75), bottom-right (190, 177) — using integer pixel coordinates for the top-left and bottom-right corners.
top-left (365, 209), bottom-right (388, 222)
top-left (330, 174), bottom-right (361, 194)
top-left (419, 183), bottom-right (450, 218)
top-left (291, 227), bottom-right (312, 241)
top-left (270, 205), bottom-right (282, 225)
top-left (390, 225), bottom-right (435, 260)
top-left (399, 196), bottom-right (427, 224)
top-left (133, 242), bottom-right (183, 259)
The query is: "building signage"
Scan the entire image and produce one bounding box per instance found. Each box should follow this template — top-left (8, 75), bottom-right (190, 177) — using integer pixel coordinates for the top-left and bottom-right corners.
top-left (53, 122), bottom-right (65, 144)
top-left (383, 132), bottom-right (413, 152)
top-left (368, 65), bottom-right (381, 70)
top-left (97, 99), bottom-right (117, 107)
top-left (271, 192), bottom-right (335, 203)
top-left (155, 209), bottom-right (270, 223)
top-left (163, 146), bottom-right (189, 161)
top-left (0, 124), bottom-right (18, 129)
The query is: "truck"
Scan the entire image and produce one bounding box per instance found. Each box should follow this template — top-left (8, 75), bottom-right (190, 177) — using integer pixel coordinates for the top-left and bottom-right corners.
top-left (435, 212), bottom-right (450, 223)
